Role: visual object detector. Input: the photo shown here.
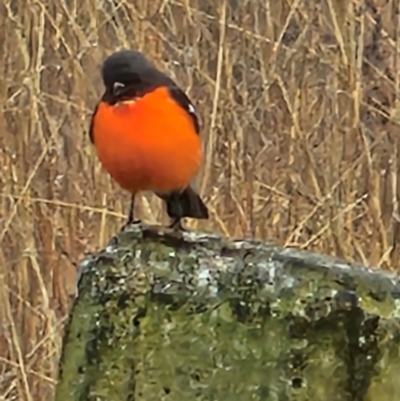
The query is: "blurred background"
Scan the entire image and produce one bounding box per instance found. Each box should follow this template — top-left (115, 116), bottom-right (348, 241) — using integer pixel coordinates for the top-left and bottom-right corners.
top-left (1, 0), bottom-right (399, 399)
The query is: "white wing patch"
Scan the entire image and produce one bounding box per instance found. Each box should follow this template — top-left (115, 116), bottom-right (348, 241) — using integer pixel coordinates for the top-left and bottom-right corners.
top-left (188, 103), bottom-right (196, 114)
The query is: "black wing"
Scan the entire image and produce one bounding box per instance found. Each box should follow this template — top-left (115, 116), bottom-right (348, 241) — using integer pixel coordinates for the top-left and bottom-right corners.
top-left (88, 103), bottom-right (99, 144)
top-left (167, 86), bottom-right (200, 134)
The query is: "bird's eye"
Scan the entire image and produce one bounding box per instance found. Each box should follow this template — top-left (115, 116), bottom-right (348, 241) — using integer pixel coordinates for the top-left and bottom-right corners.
top-left (113, 82), bottom-right (126, 97)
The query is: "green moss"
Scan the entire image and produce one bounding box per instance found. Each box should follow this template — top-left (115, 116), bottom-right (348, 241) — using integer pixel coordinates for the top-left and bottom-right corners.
top-left (55, 225), bottom-right (400, 401)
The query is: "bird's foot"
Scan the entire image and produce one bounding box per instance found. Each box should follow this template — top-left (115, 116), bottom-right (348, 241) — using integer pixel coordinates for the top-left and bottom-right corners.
top-left (121, 219), bottom-right (142, 232)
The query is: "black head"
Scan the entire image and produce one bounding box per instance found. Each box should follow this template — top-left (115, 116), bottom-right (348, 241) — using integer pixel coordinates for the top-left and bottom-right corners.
top-left (101, 50), bottom-right (168, 103)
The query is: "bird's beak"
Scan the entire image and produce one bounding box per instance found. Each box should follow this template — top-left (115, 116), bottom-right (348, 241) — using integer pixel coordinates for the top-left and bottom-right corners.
top-left (113, 82), bottom-right (125, 97)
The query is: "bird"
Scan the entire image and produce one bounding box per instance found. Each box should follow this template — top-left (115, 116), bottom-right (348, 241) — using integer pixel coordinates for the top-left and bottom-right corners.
top-left (89, 49), bottom-right (209, 230)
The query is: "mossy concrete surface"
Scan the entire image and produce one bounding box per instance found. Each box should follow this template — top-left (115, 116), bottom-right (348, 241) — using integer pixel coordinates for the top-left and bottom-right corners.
top-left (55, 225), bottom-right (400, 401)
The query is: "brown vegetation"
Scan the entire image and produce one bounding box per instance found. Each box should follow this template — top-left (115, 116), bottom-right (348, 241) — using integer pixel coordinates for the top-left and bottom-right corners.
top-left (1, 0), bottom-right (399, 399)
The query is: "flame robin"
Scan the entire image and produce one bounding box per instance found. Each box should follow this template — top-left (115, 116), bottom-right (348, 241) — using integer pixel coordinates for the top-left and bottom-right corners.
top-left (89, 50), bottom-right (209, 229)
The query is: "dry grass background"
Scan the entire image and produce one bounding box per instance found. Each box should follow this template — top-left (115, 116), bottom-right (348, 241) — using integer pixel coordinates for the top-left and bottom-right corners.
top-left (0, 0), bottom-right (399, 399)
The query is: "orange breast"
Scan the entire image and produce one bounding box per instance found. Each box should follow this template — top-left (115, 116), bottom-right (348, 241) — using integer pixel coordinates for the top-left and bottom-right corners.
top-left (91, 87), bottom-right (203, 194)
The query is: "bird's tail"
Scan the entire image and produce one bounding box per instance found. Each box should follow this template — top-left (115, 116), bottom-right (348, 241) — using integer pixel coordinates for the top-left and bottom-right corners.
top-left (158, 186), bottom-right (209, 220)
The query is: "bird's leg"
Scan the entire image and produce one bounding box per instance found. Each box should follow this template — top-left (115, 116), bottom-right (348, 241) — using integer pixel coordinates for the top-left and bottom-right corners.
top-left (168, 217), bottom-right (186, 231)
top-left (127, 194), bottom-right (135, 224)
top-left (121, 194), bottom-right (141, 230)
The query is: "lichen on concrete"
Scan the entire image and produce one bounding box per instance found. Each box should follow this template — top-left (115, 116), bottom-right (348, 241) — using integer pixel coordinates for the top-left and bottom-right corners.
top-left (55, 224), bottom-right (400, 401)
